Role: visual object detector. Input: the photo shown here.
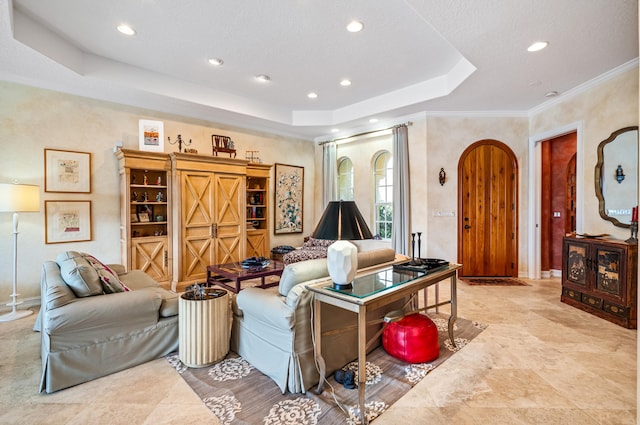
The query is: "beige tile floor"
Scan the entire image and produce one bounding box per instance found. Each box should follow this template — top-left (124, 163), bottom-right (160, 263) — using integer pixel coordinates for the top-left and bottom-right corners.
top-left (0, 277), bottom-right (636, 424)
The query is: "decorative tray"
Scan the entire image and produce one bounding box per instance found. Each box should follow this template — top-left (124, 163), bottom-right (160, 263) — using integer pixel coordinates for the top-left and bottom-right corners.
top-left (393, 258), bottom-right (449, 274)
top-left (241, 256), bottom-right (270, 269)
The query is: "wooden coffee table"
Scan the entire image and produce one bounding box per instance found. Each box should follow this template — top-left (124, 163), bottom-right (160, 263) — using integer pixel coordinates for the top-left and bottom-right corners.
top-left (206, 260), bottom-right (285, 293)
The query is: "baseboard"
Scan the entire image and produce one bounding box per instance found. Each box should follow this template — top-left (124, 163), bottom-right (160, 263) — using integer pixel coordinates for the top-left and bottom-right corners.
top-left (550, 269), bottom-right (562, 278)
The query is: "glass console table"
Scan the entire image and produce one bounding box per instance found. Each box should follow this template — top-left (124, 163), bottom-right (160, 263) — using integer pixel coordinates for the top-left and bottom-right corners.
top-left (307, 263), bottom-right (461, 424)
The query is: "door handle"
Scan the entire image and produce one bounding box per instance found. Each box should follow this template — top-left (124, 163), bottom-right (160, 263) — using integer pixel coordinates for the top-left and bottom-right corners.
top-left (464, 224), bottom-right (471, 229)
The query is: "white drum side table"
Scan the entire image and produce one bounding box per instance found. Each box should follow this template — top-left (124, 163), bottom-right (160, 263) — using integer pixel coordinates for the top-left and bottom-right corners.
top-left (179, 287), bottom-right (229, 368)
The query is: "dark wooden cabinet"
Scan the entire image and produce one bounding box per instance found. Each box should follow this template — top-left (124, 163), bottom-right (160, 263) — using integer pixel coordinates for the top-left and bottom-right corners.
top-left (561, 236), bottom-right (637, 328)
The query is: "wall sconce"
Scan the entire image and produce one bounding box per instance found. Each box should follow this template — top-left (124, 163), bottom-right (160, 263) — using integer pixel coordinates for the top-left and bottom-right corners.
top-left (616, 164), bottom-right (625, 183)
top-left (439, 168), bottom-right (446, 186)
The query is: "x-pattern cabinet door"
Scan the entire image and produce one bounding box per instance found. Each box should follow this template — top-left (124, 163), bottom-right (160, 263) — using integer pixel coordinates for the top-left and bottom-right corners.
top-left (180, 171), bottom-right (244, 282)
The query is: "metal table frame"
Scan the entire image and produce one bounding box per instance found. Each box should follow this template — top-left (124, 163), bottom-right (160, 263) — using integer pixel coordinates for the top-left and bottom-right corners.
top-left (307, 263), bottom-right (461, 425)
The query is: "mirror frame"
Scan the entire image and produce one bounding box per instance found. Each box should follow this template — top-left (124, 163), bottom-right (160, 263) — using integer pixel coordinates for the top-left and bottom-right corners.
top-left (594, 125), bottom-right (638, 229)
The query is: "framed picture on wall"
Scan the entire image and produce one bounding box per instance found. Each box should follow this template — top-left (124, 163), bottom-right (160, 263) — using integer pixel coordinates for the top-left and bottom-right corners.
top-left (138, 119), bottom-right (164, 152)
top-left (44, 149), bottom-right (91, 193)
top-left (274, 163), bottom-right (304, 234)
top-left (45, 200), bottom-right (92, 244)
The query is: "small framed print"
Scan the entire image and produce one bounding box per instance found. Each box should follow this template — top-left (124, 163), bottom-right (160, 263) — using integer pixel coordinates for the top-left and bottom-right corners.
top-left (131, 213), bottom-right (139, 223)
top-left (45, 200), bottom-right (92, 244)
top-left (139, 120), bottom-right (164, 152)
top-left (44, 149), bottom-right (91, 193)
top-left (137, 204), bottom-right (153, 222)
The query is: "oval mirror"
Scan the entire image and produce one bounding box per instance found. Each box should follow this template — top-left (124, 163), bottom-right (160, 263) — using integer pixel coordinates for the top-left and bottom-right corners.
top-left (594, 126), bottom-right (638, 228)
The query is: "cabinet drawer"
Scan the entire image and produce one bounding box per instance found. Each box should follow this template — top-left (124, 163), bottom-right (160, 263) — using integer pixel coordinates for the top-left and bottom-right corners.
top-left (581, 293), bottom-right (603, 309)
top-left (603, 301), bottom-right (627, 318)
top-left (562, 287), bottom-right (582, 302)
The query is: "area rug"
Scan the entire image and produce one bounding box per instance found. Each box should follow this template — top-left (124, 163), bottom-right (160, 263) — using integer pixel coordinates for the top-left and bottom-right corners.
top-left (461, 278), bottom-right (529, 286)
top-left (166, 314), bottom-right (487, 424)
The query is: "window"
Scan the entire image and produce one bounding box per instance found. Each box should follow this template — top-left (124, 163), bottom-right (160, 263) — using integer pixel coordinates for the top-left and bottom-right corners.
top-left (337, 157), bottom-right (354, 201)
top-left (373, 151), bottom-right (392, 239)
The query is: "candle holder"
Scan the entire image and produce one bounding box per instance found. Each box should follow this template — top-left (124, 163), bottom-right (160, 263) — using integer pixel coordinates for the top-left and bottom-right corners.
top-left (626, 221), bottom-right (638, 244)
top-left (168, 134), bottom-right (192, 152)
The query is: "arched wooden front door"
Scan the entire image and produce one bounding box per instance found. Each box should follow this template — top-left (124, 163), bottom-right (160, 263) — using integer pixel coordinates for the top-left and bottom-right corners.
top-left (458, 140), bottom-right (518, 277)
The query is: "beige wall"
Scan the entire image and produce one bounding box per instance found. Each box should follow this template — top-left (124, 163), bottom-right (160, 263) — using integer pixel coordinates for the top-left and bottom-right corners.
top-left (530, 67), bottom-right (639, 241)
top-left (0, 81), bottom-right (314, 304)
top-left (423, 115), bottom-right (530, 273)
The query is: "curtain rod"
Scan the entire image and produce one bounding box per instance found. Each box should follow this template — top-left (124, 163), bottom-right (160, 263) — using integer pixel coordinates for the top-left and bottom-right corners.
top-left (318, 121), bottom-right (413, 146)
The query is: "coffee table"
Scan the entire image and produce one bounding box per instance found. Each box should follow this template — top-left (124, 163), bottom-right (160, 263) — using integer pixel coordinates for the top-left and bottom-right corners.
top-left (307, 263), bottom-right (461, 425)
top-left (206, 260), bottom-right (285, 293)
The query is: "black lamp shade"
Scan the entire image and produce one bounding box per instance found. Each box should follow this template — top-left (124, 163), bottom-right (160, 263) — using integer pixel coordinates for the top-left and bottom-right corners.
top-left (311, 201), bottom-right (373, 240)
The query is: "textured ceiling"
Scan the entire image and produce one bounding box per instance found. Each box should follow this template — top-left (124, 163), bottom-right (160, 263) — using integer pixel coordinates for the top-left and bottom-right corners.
top-left (1, 0), bottom-right (638, 141)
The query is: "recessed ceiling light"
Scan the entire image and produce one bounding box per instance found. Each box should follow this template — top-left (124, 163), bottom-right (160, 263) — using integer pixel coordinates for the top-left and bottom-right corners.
top-left (255, 75), bottom-right (271, 83)
top-left (545, 91), bottom-right (559, 98)
top-left (369, 118), bottom-right (378, 123)
top-left (347, 20), bottom-right (364, 33)
top-left (527, 41), bottom-right (548, 52)
top-left (340, 79), bottom-right (352, 86)
top-left (208, 58), bottom-right (224, 66)
top-left (307, 92), bottom-right (318, 99)
top-left (331, 128), bottom-right (340, 133)
top-left (117, 24), bottom-right (136, 36)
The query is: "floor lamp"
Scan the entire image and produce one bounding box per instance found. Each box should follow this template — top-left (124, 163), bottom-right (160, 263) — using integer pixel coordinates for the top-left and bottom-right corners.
top-left (0, 183), bottom-right (40, 322)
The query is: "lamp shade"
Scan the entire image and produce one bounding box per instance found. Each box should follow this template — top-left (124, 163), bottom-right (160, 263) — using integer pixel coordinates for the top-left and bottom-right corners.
top-left (0, 183), bottom-right (40, 212)
top-left (312, 200), bottom-right (373, 240)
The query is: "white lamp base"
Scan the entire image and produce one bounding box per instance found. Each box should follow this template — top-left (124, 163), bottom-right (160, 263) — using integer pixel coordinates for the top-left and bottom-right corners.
top-left (0, 308), bottom-right (33, 322)
top-left (327, 241), bottom-right (358, 290)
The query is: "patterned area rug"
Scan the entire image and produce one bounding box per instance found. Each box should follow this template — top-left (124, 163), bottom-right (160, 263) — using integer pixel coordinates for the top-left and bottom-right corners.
top-left (166, 314), bottom-right (486, 424)
top-left (461, 278), bottom-right (530, 286)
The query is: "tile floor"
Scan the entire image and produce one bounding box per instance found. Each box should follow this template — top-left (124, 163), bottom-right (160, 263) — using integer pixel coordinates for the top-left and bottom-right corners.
top-left (0, 277), bottom-right (636, 424)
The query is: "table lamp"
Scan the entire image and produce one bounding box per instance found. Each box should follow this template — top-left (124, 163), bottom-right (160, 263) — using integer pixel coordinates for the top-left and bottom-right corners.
top-left (311, 200), bottom-right (373, 290)
top-left (0, 183), bottom-right (40, 322)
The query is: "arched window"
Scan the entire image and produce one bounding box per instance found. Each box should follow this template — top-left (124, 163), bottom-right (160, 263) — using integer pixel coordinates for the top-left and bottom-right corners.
top-left (337, 157), bottom-right (354, 201)
top-left (373, 150), bottom-right (392, 239)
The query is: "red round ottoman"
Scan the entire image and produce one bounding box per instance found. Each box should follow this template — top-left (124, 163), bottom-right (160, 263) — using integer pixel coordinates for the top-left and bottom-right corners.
top-left (382, 314), bottom-right (440, 363)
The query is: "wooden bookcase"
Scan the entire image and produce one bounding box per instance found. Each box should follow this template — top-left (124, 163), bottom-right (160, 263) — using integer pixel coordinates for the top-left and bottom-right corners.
top-left (116, 149), bottom-right (172, 285)
top-left (561, 236), bottom-right (638, 328)
top-left (246, 163), bottom-right (272, 258)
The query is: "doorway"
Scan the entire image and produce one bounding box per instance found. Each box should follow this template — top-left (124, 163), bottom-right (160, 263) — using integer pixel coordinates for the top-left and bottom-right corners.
top-left (528, 122), bottom-right (583, 279)
top-left (539, 134), bottom-right (577, 277)
top-left (457, 140), bottom-right (518, 277)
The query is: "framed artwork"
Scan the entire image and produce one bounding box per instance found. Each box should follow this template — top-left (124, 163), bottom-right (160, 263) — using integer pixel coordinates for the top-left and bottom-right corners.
top-left (45, 200), bottom-right (92, 244)
top-left (44, 149), bottom-right (91, 193)
top-left (139, 119), bottom-right (164, 152)
top-left (274, 163), bottom-right (304, 234)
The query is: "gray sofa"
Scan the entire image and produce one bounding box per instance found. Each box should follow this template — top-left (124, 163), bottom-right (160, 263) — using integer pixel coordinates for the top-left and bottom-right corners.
top-left (231, 240), bottom-right (407, 393)
top-left (37, 251), bottom-right (179, 393)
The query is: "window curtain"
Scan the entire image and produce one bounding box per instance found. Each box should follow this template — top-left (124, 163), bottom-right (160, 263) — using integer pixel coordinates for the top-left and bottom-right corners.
top-left (322, 142), bottom-right (337, 207)
top-left (392, 125), bottom-right (410, 254)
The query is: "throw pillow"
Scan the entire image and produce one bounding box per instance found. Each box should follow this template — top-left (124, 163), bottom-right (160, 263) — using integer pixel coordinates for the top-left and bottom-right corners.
top-left (85, 255), bottom-right (130, 293)
top-left (56, 251), bottom-right (103, 297)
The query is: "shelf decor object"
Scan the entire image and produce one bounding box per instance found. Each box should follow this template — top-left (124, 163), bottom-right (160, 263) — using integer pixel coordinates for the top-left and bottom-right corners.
top-left (167, 134), bottom-right (192, 153)
top-left (274, 163), bottom-right (303, 234)
top-left (44, 148), bottom-right (91, 193)
top-left (45, 200), bottom-right (92, 244)
top-left (0, 183), bottom-right (40, 322)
